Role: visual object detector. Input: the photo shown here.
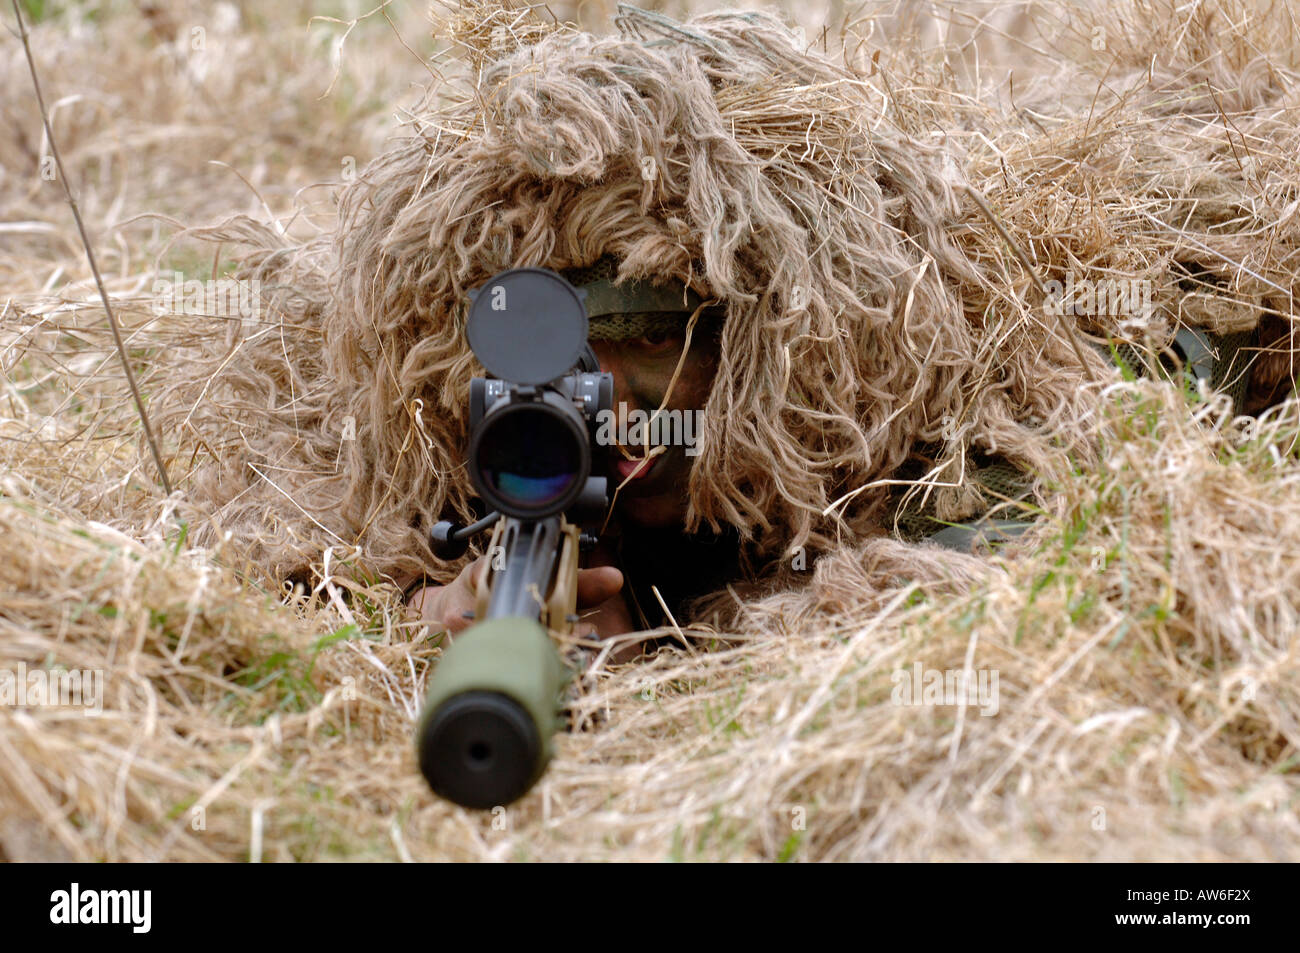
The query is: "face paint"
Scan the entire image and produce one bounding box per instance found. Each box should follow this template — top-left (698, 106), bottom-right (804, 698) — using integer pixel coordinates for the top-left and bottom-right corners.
top-left (590, 313), bottom-right (721, 528)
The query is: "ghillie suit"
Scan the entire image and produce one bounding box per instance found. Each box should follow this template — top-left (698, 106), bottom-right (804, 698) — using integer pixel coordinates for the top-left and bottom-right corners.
top-left (153, 1), bottom-right (1292, 617)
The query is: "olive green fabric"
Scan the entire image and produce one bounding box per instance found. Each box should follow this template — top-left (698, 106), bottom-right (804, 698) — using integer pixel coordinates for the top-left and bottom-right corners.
top-left (1206, 329), bottom-right (1256, 416)
top-left (887, 449), bottom-right (1036, 549)
top-left (894, 325), bottom-right (1260, 552)
top-left (1101, 326), bottom-right (1256, 416)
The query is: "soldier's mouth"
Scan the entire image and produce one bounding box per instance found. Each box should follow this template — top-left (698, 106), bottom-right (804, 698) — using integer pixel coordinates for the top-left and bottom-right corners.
top-left (615, 455), bottom-right (657, 483)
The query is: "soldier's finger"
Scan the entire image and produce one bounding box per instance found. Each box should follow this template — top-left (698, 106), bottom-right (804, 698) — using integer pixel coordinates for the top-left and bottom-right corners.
top-left (575, 565), bottom-right (623, 608)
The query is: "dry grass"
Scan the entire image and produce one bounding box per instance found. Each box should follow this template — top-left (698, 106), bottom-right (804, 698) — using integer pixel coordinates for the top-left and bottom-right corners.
top-left (1, 0), bottom-right (1298, 861)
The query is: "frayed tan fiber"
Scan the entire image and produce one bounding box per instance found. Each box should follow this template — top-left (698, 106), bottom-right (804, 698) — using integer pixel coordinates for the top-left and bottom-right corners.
top-left (151, 2), bottom-right (1118, 591)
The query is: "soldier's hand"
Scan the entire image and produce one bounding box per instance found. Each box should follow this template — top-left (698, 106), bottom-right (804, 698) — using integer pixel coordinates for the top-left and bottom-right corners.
top-left (407, 559), bottom-right (625, 640)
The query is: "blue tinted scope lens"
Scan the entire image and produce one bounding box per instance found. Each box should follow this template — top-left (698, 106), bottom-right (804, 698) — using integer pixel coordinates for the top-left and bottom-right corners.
top-left (476, 407), bottom-right (582, 510)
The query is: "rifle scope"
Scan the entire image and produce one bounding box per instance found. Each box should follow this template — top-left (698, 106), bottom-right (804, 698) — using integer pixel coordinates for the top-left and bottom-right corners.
top-left (465, 268), bottom-right (612, 519)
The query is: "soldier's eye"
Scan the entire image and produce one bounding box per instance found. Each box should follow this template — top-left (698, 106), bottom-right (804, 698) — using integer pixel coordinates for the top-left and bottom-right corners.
top-left (633, 328), bottom-right (679, 352)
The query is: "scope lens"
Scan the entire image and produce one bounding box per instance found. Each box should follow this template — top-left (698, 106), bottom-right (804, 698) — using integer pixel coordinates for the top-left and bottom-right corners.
top-left (476, 407), bottom-right (582, 510)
